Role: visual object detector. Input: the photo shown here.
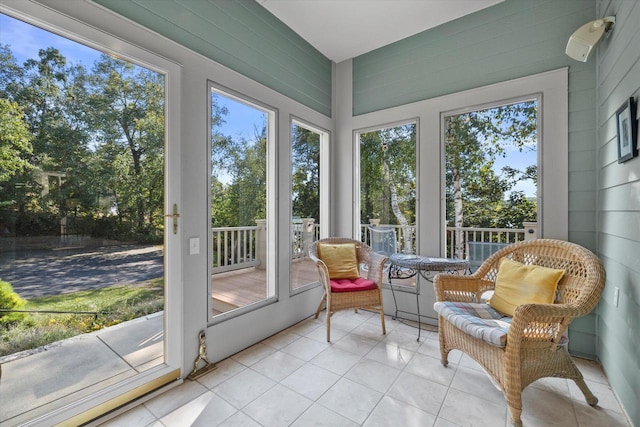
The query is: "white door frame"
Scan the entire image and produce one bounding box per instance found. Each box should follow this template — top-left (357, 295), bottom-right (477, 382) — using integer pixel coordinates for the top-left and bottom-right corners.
top-left (0, 2), bottom-right (183, 425)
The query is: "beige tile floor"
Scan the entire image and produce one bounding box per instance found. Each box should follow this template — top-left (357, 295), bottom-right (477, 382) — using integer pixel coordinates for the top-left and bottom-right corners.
top-left (98, 311), bottom-right (631, 427)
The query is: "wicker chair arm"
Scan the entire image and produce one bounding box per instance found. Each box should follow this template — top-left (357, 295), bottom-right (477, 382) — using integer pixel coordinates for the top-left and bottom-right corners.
top-left (308, 251), bottom-right (322, 264)
top-left (507, 302), bottom-right (584, 345)
top-left (433, 274), bottom-right (494, 303)
top-left (514, 302), bottom-right (584, 320)
top-left (308, 253), bottom-right (331, 291)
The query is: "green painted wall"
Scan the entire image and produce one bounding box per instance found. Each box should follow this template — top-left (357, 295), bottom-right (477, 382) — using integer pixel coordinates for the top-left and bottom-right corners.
top-left (354, 0), bottom-right (600, 357)
top-left (595, 1), bottom-right (640, 425)
top-left (93, 0), bottom-right (332, 117)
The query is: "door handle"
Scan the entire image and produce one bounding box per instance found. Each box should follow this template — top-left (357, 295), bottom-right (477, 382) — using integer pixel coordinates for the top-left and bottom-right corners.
top-left (165, 204), bottom-right (179, 234)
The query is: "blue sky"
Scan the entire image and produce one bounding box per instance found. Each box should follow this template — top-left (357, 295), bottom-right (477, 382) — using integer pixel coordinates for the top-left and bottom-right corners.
top-left (2, 12), bottom-right (534, 197)
top-left (493, 146), bottom-right (537, 198)
top-left (1, 14), bottom-right (101, 66)
top-left (1, 12), bottom-right (262, 141)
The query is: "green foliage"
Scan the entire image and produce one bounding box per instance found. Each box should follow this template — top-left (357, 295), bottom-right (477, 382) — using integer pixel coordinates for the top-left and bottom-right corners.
top-left (0, 98), bottom-right (33, 185)
top-left (0, 44), bottom-right (165, 242)
top-left (0, 279), bottom-right (164, 356)
top-left (360, 124), bottom-right (416, 225)
top-left (11, 211), bottom-right (59, 236)
top-left (210, 93), bottom-right (268, 227)
top-left (292, 125), bottom-right (320, 220)
top-left (87, 56), bottom-right (165, 235)
top-left (0, 280), bottom-right (28, 325)
top-left (445, 101), bottom-right (538, 229)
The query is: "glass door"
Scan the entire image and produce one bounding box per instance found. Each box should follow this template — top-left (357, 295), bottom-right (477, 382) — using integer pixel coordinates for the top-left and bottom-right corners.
top-left (0, 11), bottom-right (180, 425)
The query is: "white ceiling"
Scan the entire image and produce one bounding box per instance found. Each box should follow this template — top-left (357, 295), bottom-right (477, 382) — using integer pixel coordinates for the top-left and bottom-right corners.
top-left (257, 0), bottom-right (504, 63)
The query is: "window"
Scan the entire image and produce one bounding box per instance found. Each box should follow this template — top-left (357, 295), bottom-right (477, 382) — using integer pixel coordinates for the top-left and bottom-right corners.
top-left (290, 119), bottom-right (328, 292)
top-left (443, 99), bottom-right (539, 259)
top-left (357, 122), bottom-right (417, 253)
top-left (209, 86), bottom-right (276, 318)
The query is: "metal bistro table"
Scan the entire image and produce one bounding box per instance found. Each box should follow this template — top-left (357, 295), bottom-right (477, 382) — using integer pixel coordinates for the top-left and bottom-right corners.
top-left (387, 253), bottom-right (470, 341)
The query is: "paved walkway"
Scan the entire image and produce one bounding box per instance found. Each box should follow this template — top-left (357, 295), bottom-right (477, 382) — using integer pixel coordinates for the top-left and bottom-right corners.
top-left (0, 244), bottom-right (165, 424)
top-left (0, 245), bottom-right (163, 298)
top-left (0, 312), bottom-right (164, 426)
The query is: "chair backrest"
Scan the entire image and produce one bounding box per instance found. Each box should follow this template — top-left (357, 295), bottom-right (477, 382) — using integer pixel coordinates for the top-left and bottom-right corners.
top-left (467, 241), bottom-right (509, 272)
top-left (475, 239), bottom-right (606, 314)
top-left (308, 237), bottom-right (374, 265)
top-left (368, 227), bottom-right (397, 257)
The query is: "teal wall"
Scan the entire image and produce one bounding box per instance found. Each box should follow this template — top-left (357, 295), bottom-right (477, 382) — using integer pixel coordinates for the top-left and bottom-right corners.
top-left (595, 1), bottom-right (640, 425)
top-left (89, 0), bottom-right (638, 422)
top-left (93, 0), bottom-right (332, 117)
top-left (354, 0), bottom-right (600, 357)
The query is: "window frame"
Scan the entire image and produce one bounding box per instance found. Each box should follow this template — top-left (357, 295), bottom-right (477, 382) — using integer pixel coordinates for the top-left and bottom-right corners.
top-left (289, 116), bottom-right (330, 295)
top-left (440, 94), bottom-right (542, 254)
top-left (434, 71), bottom-right (568, 251)
top-left (207, 81), bottom-right (279, 324)
top-left (353, 118), bottom-right (420, 246)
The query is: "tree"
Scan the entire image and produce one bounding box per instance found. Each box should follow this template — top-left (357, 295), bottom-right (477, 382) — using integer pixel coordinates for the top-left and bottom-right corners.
top-left (0, 47), bottom-right (95, 234)
top-left (0, 98), bottom-right (34, 235)
top-left (230, 132), bottom-right (267, 226)
top-left (291, 125), bottom-right (320, 221)
top-left (360, 125), bottom-right (415, 224)
top-left (359, 124), bottom-right (416, 249)
top-left (209, 93), bottom-right (269, 228)
top-left (0, 45), bottom-right (24, 100)
top-left (445, 101), bottom-right (537, 256)
top-left (88, 55), bottom-right (165, 236)
top-left (0, 99), bottom-right (33, 186)
top-left (0, 41), bottom-right (166, 241)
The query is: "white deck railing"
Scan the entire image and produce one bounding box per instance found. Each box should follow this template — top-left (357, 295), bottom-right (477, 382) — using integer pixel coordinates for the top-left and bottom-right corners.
top-left (213, 221), bottom-right (533, 273)
top-left (212, 225), bottom-right (259, 273)
top-left (291, 219), bottom-right (320, 260)
top-left (361, 224), bottom-right (530, 259)
top-left (445, 226), bottom-right (527, 259)
top-left (213, 218), bottom-right (319, 273)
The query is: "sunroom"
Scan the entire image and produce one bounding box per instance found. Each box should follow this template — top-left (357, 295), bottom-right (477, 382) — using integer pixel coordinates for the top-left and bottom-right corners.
top-left (0, 0), bottom-right (637, 426)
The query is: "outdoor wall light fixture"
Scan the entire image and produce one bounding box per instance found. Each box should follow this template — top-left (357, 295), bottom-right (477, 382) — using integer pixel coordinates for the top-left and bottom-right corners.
top-left (565, 16), bottom-right (615, 62)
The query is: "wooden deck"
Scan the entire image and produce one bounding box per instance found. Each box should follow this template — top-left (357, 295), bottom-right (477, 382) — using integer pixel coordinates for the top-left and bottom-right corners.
top-left (211, 258), bottom-right (417, 315)
top-left (211, 258), bottom-right (319, 314)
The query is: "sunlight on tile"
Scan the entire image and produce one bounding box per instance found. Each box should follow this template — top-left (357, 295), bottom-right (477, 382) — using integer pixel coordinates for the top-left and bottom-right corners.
top-left (98, 313), bottom-right (631, 427)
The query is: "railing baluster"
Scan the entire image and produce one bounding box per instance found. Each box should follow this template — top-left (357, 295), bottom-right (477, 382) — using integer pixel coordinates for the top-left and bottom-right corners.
top-left (249, 228), bottom-right (254, 262)
top-left (212, 224), bottom-right (527, 272)
top-left (243, 229), bottom-right (247, 262)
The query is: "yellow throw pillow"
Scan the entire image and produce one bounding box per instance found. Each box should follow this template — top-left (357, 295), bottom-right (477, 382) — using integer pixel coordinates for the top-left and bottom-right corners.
top-left (488, 258), bottom-right (565, 317)
top-left (317, 242), bottom-right (360, 279)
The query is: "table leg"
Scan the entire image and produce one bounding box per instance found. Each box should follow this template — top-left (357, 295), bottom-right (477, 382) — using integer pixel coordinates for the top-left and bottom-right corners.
top-left (389, 269), bottom-right (399, 320)
top-left (415, 289), bottom-right (421, 341)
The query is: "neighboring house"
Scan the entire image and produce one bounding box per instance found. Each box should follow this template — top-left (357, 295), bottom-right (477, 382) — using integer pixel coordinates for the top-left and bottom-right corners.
top-left (33, 168), bottom-right (65, 197)
top-left (0, 0), bottom-right (637, 425)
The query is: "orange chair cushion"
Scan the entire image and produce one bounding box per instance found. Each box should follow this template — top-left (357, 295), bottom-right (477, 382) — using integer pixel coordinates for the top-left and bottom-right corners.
top-left (488, 258), bottom-right (565, 317)
top-left (317, 242), bottom-right (360, 279)
top-left (330, 277), bottom-right (377, 293)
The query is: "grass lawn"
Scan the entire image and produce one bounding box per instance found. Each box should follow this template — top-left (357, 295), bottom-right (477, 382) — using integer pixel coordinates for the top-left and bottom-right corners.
top-left (0, 278), bottom-right (164, 357)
